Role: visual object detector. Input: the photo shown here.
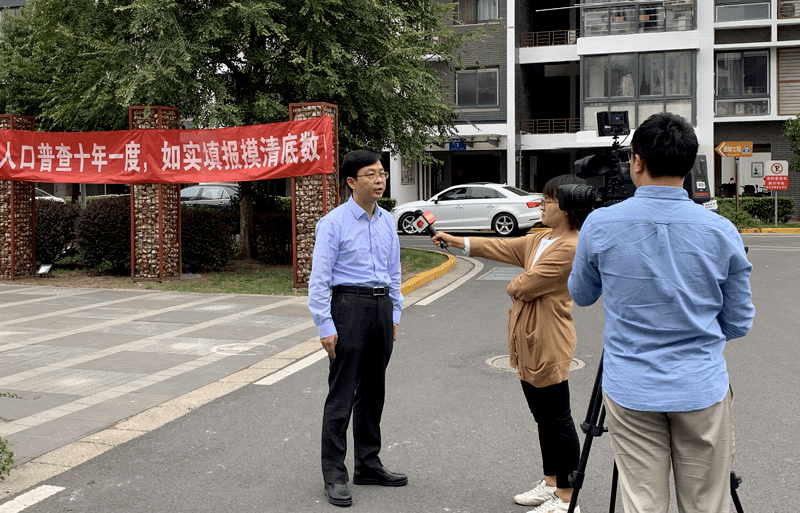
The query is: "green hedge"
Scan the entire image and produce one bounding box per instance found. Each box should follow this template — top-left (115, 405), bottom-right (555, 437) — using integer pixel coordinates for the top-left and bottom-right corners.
top-left (35, 200), bottom-right (80, 264)
top-left (181, 207), bottom-right (234, 273)
top-left (75, 196), bottom-right (130, 271)
top-left (716, 196), bottom-right (795, 225)
top-left (377, 197), bottom-right (396, 211)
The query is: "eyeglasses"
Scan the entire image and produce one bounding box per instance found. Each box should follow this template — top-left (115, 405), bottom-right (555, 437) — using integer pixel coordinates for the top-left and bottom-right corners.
top-left (357, 172), bottom-right (389, 181)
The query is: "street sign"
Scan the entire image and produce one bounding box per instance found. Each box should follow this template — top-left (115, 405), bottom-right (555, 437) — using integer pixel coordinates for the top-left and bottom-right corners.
top-left (715, 141), bottom-right (753, 158)
top-left (764, 160), bottom-right (789, 190)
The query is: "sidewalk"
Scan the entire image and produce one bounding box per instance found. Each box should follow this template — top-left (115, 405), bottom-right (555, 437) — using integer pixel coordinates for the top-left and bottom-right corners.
top-left (0, 256), bottom-right (473, 498)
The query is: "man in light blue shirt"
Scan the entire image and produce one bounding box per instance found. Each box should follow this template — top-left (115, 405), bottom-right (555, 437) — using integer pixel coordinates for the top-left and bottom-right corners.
top-left (308, 150), bottom-right (405, 507)
top-left (568, 113), bottom-right (754, 513)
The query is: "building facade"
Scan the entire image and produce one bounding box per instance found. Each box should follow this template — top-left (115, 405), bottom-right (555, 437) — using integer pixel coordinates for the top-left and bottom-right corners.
top-left (389, 0), bottom-right (800, 219)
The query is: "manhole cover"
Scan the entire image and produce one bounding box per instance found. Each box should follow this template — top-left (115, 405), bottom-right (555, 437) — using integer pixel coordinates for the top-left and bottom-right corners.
top-left (486, 355), bottom-right (585, 373)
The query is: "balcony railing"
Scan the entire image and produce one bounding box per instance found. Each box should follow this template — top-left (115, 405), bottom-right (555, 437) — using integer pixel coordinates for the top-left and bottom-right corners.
top-left (519, 29), bottom-right (579, 48)
top-left (519, 118), bottom-right (580, 134)
top-left (780, 0), bottom-right (800, 18)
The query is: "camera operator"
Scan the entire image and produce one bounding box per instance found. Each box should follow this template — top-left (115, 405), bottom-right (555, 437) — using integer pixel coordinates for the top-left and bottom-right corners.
top-left (568, 113), bottom-right (755, 513)
top-left (432, 175), bottom-right (591, 513)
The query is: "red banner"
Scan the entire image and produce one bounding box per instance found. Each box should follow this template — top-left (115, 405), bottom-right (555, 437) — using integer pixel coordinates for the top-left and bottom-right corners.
top-left (0, 117), bottom-right (333, 184)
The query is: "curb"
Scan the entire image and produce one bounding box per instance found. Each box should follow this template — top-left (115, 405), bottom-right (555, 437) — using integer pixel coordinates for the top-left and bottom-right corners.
top-left (740, 227), bottom-right (800, 233)
top-left (400, 251), bottom-right (456, 296)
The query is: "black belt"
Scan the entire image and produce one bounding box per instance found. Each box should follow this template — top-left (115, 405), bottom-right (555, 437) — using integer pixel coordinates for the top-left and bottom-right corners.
top-left (333, 285), bottom-right (388, 297)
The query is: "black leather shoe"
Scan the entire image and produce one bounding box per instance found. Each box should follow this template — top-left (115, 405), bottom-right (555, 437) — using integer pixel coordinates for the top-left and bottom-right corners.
top-left (353, 466), bottom-right (408, 487)
top-left (324, 483), bottom-right (352, 507)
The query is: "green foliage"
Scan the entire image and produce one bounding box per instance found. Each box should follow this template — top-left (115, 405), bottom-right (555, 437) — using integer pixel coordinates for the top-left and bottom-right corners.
top-left (715, 199), bottom-right (762, 230)
top-left (716, 197), bottom-right (795, 224)
top-left (35, 200), bottom-right (81, 264)
top-left (253, 212), bottom-right (292, 265)
top-left (0, 435), bottom-right (13, 480)
top-left (0, 0), bottom-right (483, 162)
top-left (377, 197), bottom-right (396, 212)
top-left (75, 196), bottom-right (131, 271)
top-left (784, 117), bottom-right (800, 172)
top-left (181, 207), bottom-right (234, 273)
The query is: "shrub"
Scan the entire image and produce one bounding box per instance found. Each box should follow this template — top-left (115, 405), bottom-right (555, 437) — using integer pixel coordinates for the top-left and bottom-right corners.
top-left (254, 212), bottom-right (292, 265)
top-left (738, 196), bottom-right (794, 223)
top-left (377, 197), bottom-right (396, 212)
top-left (35, 200), bottom-right (80, 264)
top-left (75, 196), bottom-right (130, 271)
top-left (716, 200), bottom-right (761, 230)
top-left (181, 207), bottom-right (234, 272)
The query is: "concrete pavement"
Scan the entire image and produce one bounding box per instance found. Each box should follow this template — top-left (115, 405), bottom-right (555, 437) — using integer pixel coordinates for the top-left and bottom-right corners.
top-left (0, 256), bottom-right (471, 500)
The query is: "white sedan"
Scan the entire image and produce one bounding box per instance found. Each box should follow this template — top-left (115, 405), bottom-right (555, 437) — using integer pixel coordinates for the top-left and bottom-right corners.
top-left (391, 183), bottom-right (543, 237)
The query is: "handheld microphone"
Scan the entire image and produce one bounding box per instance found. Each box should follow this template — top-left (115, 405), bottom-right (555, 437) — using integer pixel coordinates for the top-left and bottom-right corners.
top-left (413, 210), bottom-right (447, 248)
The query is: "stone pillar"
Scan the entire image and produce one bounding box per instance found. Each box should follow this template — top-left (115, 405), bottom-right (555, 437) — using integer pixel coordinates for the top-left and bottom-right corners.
top-left (0, 114), bottom-right (36, 280)
top-left (288, 103), bottom-right (339, 290)
top-left (128, 106), bottom-right (181, 281)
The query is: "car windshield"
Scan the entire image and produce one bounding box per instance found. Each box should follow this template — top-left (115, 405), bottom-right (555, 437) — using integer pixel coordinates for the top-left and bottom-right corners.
top-left (503, 186), bottom-right (533, 196)
top-left (181, 187), bottom-right (201, 199)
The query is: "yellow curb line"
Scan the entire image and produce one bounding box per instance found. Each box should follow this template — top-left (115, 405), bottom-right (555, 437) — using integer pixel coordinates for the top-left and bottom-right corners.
top-left (401, 251), bottom-right (456, 296)
top-left (740, 227), bottom-right (800, 233)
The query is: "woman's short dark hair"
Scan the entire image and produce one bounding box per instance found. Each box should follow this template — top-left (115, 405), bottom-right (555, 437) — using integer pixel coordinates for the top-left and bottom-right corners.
top-left (340, 150), bottom-right (382, 190)
top-left (542, 174), bottom-right (592, 230)
top-left (630, 112), bottom-right (698, 178)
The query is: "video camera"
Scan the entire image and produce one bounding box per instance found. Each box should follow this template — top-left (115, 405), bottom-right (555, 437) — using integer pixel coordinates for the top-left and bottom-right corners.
top-left (558, 111), bottom-right (636, 211)
top-left (558, 111), bottom-right (712, 212)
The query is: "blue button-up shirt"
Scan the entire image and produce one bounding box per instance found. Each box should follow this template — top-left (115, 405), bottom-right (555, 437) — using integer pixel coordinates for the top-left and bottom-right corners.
top-left (568, 186), bottom-right (754, 412)
top-left (308, 196), bottom-right (403, 338)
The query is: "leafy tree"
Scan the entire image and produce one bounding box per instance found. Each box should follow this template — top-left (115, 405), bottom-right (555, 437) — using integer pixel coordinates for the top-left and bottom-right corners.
top-left (1, 0), bottom-right (481, 257)
top-left (784, 116), bottom-right (800, 172)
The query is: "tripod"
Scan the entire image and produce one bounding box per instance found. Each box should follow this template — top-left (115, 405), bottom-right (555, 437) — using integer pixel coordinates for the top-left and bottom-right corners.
top-left (566, 358), bottom-right (745, 513)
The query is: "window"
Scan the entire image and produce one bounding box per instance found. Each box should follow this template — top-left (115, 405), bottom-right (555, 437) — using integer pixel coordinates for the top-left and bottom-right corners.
top-left (582, 1), bottom-right (693, 36)
top-left (715, 1), bottom-right (771, 22)
top-left (469, 187), bottom-right (504, 199)
top-left (439, 187), bottom-right (469, 201)
top-left (458, 0), bottom-right (498, 24)
top-left (715, 51), bottom-right (770, 116)
top-left (583, 51), bottom-right (695, 131)
top-left (457, 69), bottom-right (498, 108)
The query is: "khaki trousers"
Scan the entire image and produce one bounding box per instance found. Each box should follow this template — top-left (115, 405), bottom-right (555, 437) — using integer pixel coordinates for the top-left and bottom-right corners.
top-left (602, 389), bottom-right (734, 513)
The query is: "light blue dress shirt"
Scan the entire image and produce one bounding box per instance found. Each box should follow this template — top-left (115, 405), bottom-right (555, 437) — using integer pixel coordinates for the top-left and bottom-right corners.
top-left (308, 196), bottom-right (403, 339)
top-left (568, 186), bottom-right (754, 412)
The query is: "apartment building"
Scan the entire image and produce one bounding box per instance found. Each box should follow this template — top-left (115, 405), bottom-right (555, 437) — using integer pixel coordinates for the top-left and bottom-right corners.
top-left (390, 0), bottom-right (800, 220)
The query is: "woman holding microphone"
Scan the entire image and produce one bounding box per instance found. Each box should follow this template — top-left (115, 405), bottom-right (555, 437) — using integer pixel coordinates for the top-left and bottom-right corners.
top-left (431, 175), bottom-right (590, 513)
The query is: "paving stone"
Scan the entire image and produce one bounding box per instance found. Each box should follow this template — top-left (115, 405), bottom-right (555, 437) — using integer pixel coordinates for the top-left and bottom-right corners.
top-left (182, 324), bottom-right (277, 341)
top-left (0, 345), bottom-right (96, 366)
top-left (128, 337), bottom-right (242, 356)
top-left (45, 331), bottom-right (143, 350)
top-left (220, 315), bottom-right (309, 329)
top-left (5, 368), bottom-right (148, 396)
top-left (92, 320), bottom-right (195, 336)
top-left (70, 351), bottom-right (197, 374)
top-left (0, 389), bottom-right (83, 422)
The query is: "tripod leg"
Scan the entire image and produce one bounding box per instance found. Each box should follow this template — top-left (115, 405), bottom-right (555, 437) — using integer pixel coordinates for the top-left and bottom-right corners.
top-left (568, 360), bottom-right (608, 513)
top-left (609, 461), bottom-right (618, 512)
top-left (730, 471), bottom-right (744, 513)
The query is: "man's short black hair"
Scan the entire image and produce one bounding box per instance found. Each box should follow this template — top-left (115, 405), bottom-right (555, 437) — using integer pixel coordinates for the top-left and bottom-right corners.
top-left (542, 174), bottom-right (592, 230)
top-left (341, 150), bottom-right (382, 190)
top-left (630, 112), bottom-right (698, 178)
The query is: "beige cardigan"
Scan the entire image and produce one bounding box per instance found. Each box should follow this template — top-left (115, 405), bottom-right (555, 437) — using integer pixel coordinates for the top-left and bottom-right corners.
top-left (471, 230), bottom-right (579, 388)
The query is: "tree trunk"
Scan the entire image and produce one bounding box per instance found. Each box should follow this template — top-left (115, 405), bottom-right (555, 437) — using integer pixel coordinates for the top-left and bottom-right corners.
top-left (238, 181), bottom-right (255, 260)
top-left (71, 183), bottom-right (80, 204)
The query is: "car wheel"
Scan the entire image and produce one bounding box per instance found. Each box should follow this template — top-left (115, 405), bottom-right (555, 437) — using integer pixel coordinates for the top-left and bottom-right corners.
top-left (399, 213), bottom-right (418, 235)
top-left (492, 213), bottom-right (518, 236)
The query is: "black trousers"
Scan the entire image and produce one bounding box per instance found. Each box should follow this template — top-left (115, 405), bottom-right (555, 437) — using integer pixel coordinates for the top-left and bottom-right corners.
top-left (520, 379), bottom-right (580, 489)
top-left (321, 291), bottom-right (393, 484)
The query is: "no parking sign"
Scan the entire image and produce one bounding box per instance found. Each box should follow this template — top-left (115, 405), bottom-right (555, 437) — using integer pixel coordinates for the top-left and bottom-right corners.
top-left (765, 161), bottom-right (789, 190)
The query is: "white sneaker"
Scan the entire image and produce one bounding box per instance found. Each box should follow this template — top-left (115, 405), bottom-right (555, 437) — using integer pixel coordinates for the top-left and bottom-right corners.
top-left (514, 480), bottom-right (557, 506)
top-left (526, 493), bottom-right (580, 513)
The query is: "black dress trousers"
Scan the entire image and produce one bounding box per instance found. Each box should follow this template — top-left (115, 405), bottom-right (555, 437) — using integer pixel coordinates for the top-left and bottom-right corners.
top-left (321, 290), bottom-right (394, 484)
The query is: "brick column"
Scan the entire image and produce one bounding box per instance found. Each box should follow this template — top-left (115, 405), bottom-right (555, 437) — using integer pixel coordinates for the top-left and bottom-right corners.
top-left (288, 103), bottom-right (339, 290)
top-left (0, 114), bottom-right (36, 280)
top-left (128, 106), bottom-right (182, 281)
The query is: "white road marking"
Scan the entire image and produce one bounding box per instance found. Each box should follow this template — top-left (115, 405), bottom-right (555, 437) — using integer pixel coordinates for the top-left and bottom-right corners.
top-left (253, 349), bottom-right (328, 386)
top-left (0, 485), bottom-right (65, 512)
top-left (415, 256), bottom-right (484, 306)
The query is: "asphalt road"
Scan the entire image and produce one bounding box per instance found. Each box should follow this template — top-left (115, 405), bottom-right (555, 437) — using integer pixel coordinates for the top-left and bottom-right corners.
top-left (3, 232), bottom-right (798, 513)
